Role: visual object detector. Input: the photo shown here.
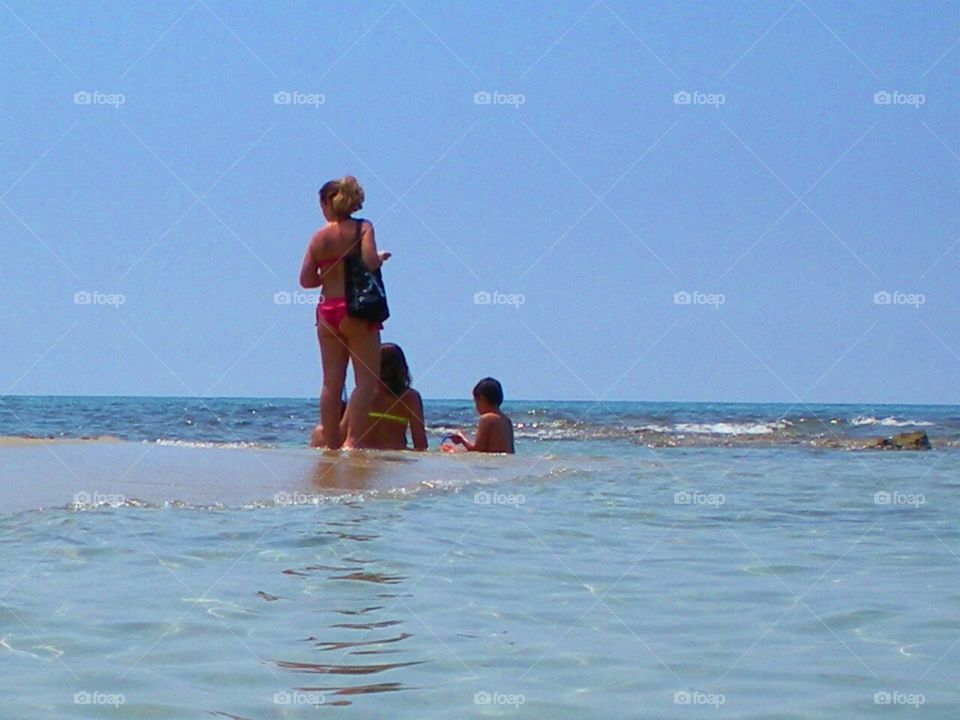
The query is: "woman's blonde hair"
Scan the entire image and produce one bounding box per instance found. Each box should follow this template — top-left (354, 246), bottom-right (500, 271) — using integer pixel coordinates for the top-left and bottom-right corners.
top-left (319, 175), bottom-right (365, 218)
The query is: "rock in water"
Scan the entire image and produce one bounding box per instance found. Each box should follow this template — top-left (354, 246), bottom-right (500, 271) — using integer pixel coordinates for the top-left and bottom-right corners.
top-left (875, 430), bottom-right (932, 450)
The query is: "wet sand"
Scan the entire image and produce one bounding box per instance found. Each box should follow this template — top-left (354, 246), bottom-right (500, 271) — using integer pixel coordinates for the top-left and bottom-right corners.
top-left (0, 439), bottom-right (509, 513)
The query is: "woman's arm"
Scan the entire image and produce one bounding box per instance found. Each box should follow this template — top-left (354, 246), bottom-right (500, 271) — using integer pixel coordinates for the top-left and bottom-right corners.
top-left (406, 390), bottom-right (428, 451)
top-left (359, 221), bottom-right (382, 271)
top-left (299, 234), bottom-right (322, 289)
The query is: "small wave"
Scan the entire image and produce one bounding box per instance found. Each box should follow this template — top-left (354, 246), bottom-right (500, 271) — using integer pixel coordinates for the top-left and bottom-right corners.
top-left (849, 415), bottom-right (935, 428)
top-left (437, 417), bottom-right (638, 442)
top-left (68, 496), bottom-right (157, 511)
top-left (640, 421), bottom-right (788, 436)
top-left (634, 423), bottom-right (673, 434)
top-left (151, 438), bottom-right (272, 449)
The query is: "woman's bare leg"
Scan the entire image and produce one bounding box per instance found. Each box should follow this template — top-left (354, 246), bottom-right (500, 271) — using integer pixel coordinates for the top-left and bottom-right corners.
top-left (340, 320), bottom-right (381, 449)
top-left (317, 325), bottom-right (349, 449)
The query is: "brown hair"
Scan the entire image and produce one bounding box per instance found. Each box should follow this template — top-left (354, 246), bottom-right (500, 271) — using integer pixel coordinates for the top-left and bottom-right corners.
top-left (473, 377), bottom-right (504, 407)
top-left (319, 175), bottom-right (365, 219)
top-left (380, 343), bottom-right (412, 398)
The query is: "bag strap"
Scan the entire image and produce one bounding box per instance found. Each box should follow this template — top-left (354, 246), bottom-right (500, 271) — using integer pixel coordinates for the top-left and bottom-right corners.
top-left (352, 219), bottom-right (363, 258)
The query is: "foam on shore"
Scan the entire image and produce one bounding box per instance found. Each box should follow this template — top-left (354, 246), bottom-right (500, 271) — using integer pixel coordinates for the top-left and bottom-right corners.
top-left (0, 439), bottom-right (522, 514)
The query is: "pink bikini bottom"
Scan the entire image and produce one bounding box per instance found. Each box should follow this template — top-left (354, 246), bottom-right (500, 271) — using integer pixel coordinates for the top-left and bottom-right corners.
top-left (316, 298), bottom-right (381, 333)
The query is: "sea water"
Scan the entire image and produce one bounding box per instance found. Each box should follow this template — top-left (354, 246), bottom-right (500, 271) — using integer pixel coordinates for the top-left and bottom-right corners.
top-left (0, 397), bottom-right (957, 718)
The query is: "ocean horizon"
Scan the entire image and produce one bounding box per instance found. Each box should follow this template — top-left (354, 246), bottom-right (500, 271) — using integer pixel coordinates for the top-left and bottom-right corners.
top-left (2, 395), bottom-right (957, 450)
top-left (7, 393), bottom-right (960, 406)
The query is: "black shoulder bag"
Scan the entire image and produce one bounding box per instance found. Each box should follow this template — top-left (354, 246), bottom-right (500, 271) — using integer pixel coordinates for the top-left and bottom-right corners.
top-left (344, 219), bottom-right (390, 324)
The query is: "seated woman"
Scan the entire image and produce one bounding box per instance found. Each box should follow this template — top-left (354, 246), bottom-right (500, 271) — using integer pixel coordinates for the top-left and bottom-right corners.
top-left (311, 343), bottom-right (427, 451)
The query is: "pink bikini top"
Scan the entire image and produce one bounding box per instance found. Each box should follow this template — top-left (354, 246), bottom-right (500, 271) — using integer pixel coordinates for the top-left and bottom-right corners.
top-left (317, 221), bottom-right (363, 270)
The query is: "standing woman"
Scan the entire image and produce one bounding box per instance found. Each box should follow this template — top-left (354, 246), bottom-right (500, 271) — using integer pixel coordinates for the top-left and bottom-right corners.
top-left (300, 176), bottom-right (386, 449)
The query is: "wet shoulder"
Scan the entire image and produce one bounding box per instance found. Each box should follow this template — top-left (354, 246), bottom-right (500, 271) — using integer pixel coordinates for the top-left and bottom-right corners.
top-left (480, 412), bottom-right (510, 430)
top-left (398, 388), bottom-right (423, 416)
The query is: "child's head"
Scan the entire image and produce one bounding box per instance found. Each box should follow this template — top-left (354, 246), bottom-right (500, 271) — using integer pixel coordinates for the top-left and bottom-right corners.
top-left (380, 343), bottom-right (411, 397)
top-left (472, 377), bottom-right (504, 413)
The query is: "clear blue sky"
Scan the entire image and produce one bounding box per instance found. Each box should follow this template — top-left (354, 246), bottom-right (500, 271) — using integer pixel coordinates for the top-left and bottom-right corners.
top-left (1, 1), bottom-right (957, 403)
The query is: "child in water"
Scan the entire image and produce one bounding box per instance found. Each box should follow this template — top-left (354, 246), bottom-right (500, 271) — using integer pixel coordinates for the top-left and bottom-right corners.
top-left (449, 377), bottom-right (515, 454)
